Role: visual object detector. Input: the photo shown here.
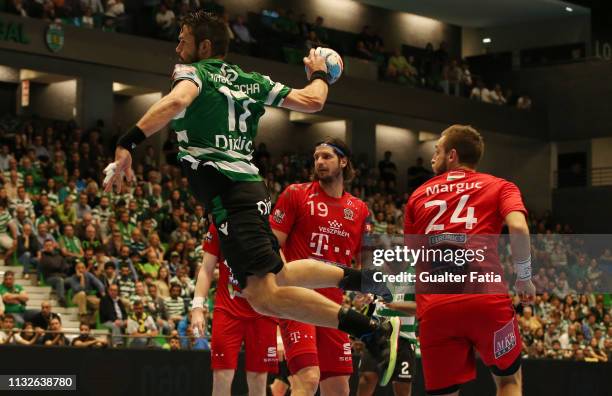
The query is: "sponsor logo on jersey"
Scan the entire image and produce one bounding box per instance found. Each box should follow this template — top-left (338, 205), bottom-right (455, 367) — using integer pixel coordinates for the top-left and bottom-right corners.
top-left (267, 346), bottom-right (277, 358)
top-left (343, 208), bottom-right (354, 221)
top-left (317, 220), bottom-right (350, 237)
top-left (273, 209), bottom-right (285, 224)
top-left (220, 64), bottom-right (239, 82)
top-left (218, 222), bottom-right (229, 236)
top-left (343, 342), bottom-right (352, 355)
top-left (257, 199), bottom-right (272, 216)
top-left (222, 260), bottom-right (241, 290)
top-left (204, 232), bottom-right (213, 243)
top-left (428, 233), bottom-right (467, 246)
top-left (493, 318), bottom-right (517, 359)
top-left (289, 331), bottom-right (301, 344)
top-left (208, 71), bottom-right (235, 85)
top-left (425, 181), bottom-right (483, 196)
top-left (310, 233), bottom-right (330, 256)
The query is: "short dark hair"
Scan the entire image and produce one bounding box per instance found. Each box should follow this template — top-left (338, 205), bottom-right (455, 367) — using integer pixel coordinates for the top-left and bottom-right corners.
top-left (3, 270), bottom-right (14, 278)
top-left (182, 11), bottom-right (229, 58)
top-left (441, 125), bottom-right (484, 167)
top-left (314, 137), bottom-right (355, 183)
top-left (3, 314), bottom-right (14, 321)
top-left (170, 282), bottom-right (182, 292)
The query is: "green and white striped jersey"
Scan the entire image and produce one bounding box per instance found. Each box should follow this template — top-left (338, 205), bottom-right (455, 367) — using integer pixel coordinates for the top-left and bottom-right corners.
top-left (0, 209), bottom-right (12, 235)
top-left (373, 264), bottom-right (420, 356)
top-left (170, 59), bottom-right (291, 182)
top-left (375, 293), bottom-right (417, 343)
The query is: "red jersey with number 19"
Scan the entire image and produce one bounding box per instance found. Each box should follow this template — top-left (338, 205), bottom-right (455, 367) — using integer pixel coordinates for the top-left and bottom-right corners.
top-left (404, 169), bottom-right (527, 317)
top-left (202, 225), bottom-right (260, 319)
top-left (270, 182), bottom-right (369, 302)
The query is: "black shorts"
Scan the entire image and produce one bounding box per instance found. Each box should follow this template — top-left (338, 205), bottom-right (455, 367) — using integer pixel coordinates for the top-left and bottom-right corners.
top-left (359, 337), bottom-right (416, 384)
top-left (182, 159), bottom-right (284, 289)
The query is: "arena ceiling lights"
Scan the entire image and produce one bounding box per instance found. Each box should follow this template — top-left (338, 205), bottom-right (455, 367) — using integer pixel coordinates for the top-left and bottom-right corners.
top-left (355, 0), bottom-right (589, 27)
top-left (419, 131), bottom-right (440, 142)
top-left (112, 82), bottom-right (160, 97)
top-left (19, 69), bottom-right (74, 84)
top-left (289, 111), bottom-right (344, 124)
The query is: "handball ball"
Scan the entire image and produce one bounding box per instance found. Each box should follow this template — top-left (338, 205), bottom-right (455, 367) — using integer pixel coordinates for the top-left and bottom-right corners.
top-left (313, 47), bottom-right (343, 85)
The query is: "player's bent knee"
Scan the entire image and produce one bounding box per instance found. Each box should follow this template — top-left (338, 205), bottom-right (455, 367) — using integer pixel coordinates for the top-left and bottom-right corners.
top-left (320, 376), bottom-right (350, 396)
top-left (294, 366), bottom-right (321, 393)
top-left (491, 356), bottom-right (522, 388)
top-left (213, 369), bottom-right (235, 382)
top-left (494, 369), bottom-right (522, 388)
top-left (243, 276), bottom-right (280, 316)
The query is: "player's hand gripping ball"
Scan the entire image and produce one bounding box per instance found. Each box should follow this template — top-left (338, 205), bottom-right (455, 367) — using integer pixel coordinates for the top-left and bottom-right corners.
top-left (308, 47), bottom-right (344, 85)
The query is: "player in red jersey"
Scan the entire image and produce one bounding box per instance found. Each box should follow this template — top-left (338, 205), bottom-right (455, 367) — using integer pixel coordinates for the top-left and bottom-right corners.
top-left (404, 125), bottom-right (535, 396)
top-left (192, 224), bottom-right (279, 396)
top-left (270, 137), bottom-right (371, 395)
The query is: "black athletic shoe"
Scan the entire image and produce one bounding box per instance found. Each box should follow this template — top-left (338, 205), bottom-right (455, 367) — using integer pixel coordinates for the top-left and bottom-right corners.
top-left (361, 268), bottom-right (394, 302)
top-left (360, 316), bottom-right (400, 386)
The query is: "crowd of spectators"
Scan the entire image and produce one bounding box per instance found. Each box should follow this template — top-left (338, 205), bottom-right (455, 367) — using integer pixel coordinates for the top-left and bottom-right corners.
top-left (0, 115), bottom-right (609, 361)
top-left (2, 1), bottom-right (532, 109)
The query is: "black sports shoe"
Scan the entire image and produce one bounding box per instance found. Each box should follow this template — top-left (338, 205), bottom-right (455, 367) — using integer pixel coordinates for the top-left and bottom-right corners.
top-left (360, 316), bottom-right (400, 386)
top-left (361, 268), bottom-right (394, 303)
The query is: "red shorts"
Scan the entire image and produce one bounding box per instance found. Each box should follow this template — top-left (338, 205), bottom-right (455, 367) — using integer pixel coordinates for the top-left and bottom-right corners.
top-left (211, 309), bottom-right (278, 373)
top-left (279, 319), bottom-right (353, 380)
top-left (419, 295), bottom-right (521, 394)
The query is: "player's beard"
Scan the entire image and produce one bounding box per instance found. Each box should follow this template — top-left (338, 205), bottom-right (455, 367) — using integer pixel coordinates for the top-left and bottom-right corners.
top-left (434, 158), bottom-right (449, 175)
top-left (179, 50), bottom-right (198, 64)
top-left (316, 166), bottom-right (342, 185)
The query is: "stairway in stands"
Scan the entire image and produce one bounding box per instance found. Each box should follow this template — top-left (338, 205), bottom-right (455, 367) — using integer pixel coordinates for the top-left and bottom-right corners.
top-left (0, 263), bottom-right (82, 330)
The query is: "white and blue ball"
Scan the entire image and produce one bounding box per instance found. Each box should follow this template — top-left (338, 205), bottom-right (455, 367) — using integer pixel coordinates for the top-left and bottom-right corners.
top-left (312, 47), bottom-right (344, 85)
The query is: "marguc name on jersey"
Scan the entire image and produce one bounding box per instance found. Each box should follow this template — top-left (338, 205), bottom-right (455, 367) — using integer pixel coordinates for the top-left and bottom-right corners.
top-left (425, 182), bottom-right (484, 196)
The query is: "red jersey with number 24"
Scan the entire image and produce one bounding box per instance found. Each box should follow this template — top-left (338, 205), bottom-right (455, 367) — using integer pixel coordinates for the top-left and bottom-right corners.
top-left (202, 225), bottom-right (260, 319)
top-left (404, 169), bottom-right (527, 317)
top-left (270, 182), bottom-right (369, 303)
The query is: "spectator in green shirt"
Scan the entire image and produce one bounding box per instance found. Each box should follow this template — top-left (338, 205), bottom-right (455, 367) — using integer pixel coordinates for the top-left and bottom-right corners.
top-left (59, 224), bottom-right (84, 263)
top-left (138, 250), bottom-right (162, 279)
top-left (0, 271), bottom-right (29, 326)
top-left (118, 211), bottom-right (136, 245)
top-left (56, 195), bottom-right (77, 225)
top-left (0, 202), bottom-right (18, 261)
top-left (387, 48), bottom-right (418, 85)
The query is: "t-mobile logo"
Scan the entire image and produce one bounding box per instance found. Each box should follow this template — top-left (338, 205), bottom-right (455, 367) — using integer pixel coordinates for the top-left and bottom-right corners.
top-left (309, 233), bottom-right (329, 256)
top-left (289, 331), bottom-right (301, 344)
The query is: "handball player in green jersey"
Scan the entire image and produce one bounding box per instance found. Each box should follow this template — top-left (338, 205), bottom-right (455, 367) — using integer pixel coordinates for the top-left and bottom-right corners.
top-left (103, 10), bottom-right (400, 384)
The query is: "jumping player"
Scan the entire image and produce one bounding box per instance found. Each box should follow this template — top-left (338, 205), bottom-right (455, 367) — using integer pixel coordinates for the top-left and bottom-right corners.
top-left (193, 224), bottom-right (278, 396)
top-left (104, 11), bottom-right (399, 379)
top-left (404, 125), bottom-right (536, 395)
top-left (269, 138), bottom-right (369, 395)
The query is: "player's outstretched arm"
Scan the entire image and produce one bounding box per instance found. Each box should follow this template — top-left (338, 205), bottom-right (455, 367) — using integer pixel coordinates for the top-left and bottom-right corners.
top-left (281, 48), bottom-right (329, 113)
top-left (506, 211), bottom-right (536, 305)
top-left (136, 80), bottom-right (198, 135)
top-left (103, 80), bottom-right (198, 192)
top-left (191, 252), bottom-right (217, 337)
